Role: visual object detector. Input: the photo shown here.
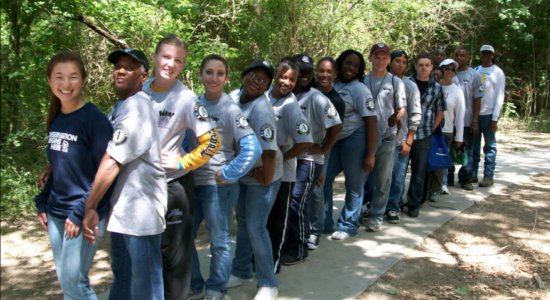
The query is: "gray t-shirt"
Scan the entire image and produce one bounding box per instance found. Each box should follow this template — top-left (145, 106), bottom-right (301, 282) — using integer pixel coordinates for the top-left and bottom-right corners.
top-left (333, 79), bottom-right (377, 140)
top-left (456, 67), bottom-right (484, 126)
top-left (268, 89), bottom-right (313, 182)
top-left (229, 89), bottom-right (283, 185)
top-left (396, 76), bottom-right (422, 145)
top-left (364, 73), bottom-right (407, 139)
top-left (296, 87), bottom-right (342, 164)
top-left (193, 93), bottom-right (255, 186)
top-left (142, 79), bottom-right (215, 181)
top-left (106, 91), bottom-right (167, 236)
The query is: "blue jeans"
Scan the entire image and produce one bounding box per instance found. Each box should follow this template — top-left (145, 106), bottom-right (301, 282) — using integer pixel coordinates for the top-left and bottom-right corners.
top-left (406, 135), bottom-right (432, 210)
top-left (324, 126), bottom-right (367, 235)
top-left (386, 146), bottom-right (409, 213)
top-left (365, 135), bottom-right (396, 221)
top-left (458, 126), bottom-right (476, 183)
top-left (309, 153), bottom-right (330, 236)
top-left (109, 233), bottom-right (164, 300)
top-left (232, 180), bottom-right (281, 288)
top-left (191, 184), bottom-right (239, 297)
top-left (473, 114), bottom-right (497, 179)
top-left (48, 214), bottom-right (105, 300)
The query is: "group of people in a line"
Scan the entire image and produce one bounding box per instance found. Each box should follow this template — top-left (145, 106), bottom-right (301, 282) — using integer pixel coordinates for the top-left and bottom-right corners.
top-left (34, 32), bottom-right (505, 300)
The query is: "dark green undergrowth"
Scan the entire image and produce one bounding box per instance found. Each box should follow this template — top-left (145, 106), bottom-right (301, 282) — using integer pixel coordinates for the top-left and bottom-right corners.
top-left (1, 128), bottom-right (47, 222)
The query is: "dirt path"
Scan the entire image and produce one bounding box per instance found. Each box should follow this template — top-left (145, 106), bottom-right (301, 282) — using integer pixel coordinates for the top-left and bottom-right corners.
top-left (1, 119), bottom-right (549, 299)
top-left (358, 172), bottom-right (550, 299)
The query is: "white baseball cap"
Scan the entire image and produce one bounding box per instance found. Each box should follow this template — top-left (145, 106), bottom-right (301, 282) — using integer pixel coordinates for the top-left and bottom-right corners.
top-left (480, 45), bottom-right (495, 53)
top-left (439, 58), bottom-right (459, 69)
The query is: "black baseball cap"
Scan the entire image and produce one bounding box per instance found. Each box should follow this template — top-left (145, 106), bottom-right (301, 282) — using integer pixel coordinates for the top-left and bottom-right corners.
top-left (294, 54), bottom-right (314, 72)
top-left (108, 48), bottom-right (149, 72)
top-left (242, 60), bottom-right (274, 82)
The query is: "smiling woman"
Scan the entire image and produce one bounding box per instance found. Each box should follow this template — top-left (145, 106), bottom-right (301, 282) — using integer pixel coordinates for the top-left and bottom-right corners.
top-left (34, 51), bottom-right (113, 299)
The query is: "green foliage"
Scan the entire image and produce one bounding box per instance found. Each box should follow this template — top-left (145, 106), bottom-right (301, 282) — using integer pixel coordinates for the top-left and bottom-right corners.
top-left (1, 128), bottom-right (47, 219)
top-left (502, 101), bottom-right (519, 118)
top-left (528, 110), bottom-right (550, 133)
top-left (1, 0), bottom-right (549, 220)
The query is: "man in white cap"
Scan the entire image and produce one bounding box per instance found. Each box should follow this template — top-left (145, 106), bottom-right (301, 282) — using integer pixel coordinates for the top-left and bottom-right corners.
top-left (474, 45), bottom-right (505, 187)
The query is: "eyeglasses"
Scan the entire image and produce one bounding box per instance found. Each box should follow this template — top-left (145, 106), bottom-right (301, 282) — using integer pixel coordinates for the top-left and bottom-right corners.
top-left (443, 67), bottom-right (456, 73)
top-left (114, 63), bottom-right (140, 72)
top-left (246, 72), bottom-right (268, 85)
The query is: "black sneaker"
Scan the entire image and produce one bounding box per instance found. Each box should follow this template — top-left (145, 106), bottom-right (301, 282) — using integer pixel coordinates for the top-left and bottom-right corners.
top-left (407, 208), bottom-right (420, 218)
top-left (460, 181), bottom-right (474, 191)
top-left (281, 254), bottom-right (306, 265)
top-left (385, 211), bottom-right (400, 224)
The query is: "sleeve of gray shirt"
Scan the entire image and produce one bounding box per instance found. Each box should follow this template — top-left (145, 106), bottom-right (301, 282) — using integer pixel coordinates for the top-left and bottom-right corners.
top-left (405, 78), bottom-right (422, 131)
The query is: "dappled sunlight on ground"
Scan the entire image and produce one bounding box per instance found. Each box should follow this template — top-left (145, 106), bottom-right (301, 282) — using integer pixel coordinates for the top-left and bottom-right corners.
top-left (360, 172), bottom-right (550, 299)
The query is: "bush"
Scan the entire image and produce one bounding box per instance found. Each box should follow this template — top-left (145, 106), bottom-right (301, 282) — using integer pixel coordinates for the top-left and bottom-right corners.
top-left (1, 128), bottom-right (47, 221)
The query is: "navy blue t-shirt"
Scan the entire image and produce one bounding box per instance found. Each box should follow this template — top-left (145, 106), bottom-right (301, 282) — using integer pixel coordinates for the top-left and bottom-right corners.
top-left (35, 103), bottom-right (113, 225)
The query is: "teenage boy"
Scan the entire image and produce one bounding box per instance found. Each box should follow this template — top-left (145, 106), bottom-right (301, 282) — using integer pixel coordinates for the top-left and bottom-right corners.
top-left (474, 45), bottom-right (505, 187)
top-left (83, 49), bottom-right (167, 300)
top-left (406, 52), bottom-right (446, 218)
top-left (384, 50), bottom-right (422, 224)
top-left (454, 46), bottom-right (484, 190)
top-left (362, 43), bottom-right (406, 231)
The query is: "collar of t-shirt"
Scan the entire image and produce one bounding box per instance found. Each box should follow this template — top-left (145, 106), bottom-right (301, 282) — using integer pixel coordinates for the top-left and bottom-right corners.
top-left (416, 79), bottom-right (429, 96)
top-left (151, 81), bottom-right (170, 93)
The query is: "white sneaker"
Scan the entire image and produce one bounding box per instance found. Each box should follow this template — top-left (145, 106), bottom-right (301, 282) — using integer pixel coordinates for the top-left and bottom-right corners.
top-left (441, 184), bottom-right (449, 195)
top-left (330, 231), bottom-right (351, 240)
top-left (306, 234), bottom-right (319, 250)
top-left (253, 287), bottom-right (278, 300)
top-left (226, 274), bottom-right (253, 288)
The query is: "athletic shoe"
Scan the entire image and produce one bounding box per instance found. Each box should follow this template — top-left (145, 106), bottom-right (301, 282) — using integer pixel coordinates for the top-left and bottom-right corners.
top-left (407, 208), bottom-right (420, 218)
top-left (441, 184), bottom-right (449, 195)
top-left (429, 192), bottom-right (440, 202)
top-left (331, 231), bottom-right (351, 240)
top-left (479, 177), bottom-right (494, 187)
top-left (204, 295), bottom-right (225, 300)
top-left (460, 181), bottom-right (474, 191)
top-left (187, 290), bottom-right (205, 300)
top-left (385, 210), bottom-right (400, 224)
top-left (307, 234), bottom-right (319, 250)
top-left (365, 219), bottom-right (381, 232)
top-left (254, 287), bottom-right (278, 300)
top-left (227, 275), bottom-right (253, 288)
top-left (281, 254), bottom-right (307, 265)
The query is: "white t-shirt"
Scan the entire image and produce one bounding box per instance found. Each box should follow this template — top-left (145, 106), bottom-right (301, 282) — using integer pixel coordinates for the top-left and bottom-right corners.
top-left (268, 89), bottom-right (313, 182)
top-left (229, 89), bottom-right (283, 185)
top-left (363, 73), bottom-right (407, 139)
top-left (193, 93), bottom-right (256, 186)
top-left (456, 67), bottom-right (484, 126)
top-left (476, 65), bottom-right (505, 121)
top-left (142, 79), bottom-right (215, 181)
top-left (106, 91), bottom-right (167, 236)
top-left (333, 79), bottom-right (377, 140)
top-left (441, 83), bottom-right (466, 142)
top-left (295, 87), bottom-right (342, 164)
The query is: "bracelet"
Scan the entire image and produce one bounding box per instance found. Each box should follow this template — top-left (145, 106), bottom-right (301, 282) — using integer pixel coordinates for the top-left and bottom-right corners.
top-left (405, 141), bottom-right (412, 147)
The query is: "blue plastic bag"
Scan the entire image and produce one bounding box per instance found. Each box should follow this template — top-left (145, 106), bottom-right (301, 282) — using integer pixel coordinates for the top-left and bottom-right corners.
top-left (427, 127), bottom-right (452, 171)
